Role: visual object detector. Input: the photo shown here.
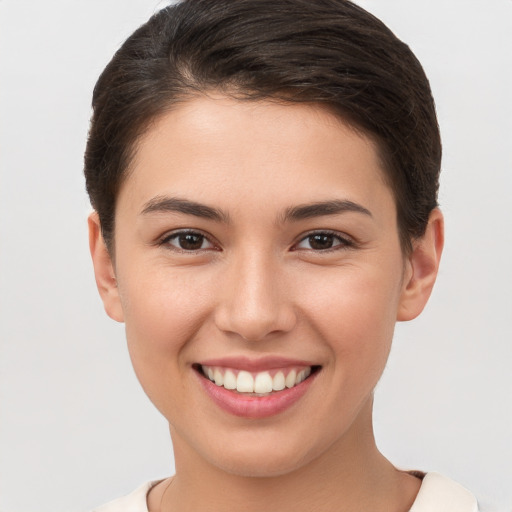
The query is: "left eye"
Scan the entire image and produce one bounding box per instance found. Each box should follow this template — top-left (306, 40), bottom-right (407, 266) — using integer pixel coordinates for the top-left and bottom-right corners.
top-left (295, 232), bottom-right (350, 251)
top-left (163, 231), bottom-right (214, 251)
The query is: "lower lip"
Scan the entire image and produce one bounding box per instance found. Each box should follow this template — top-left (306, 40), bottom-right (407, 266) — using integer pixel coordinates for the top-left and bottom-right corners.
top-left (196, 370), bottom-right (318, 419)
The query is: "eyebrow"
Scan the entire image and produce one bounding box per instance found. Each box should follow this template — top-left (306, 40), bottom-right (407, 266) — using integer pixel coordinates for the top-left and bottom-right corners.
top-left (281, 199), bottom-right (372, 222)
top-left (141, 196), bottom-right (230, 223)
top-left (141, 196), bottom-right (371, 224)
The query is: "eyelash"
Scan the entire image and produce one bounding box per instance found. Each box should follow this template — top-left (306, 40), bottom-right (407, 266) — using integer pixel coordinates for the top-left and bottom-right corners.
top-left (159, 229), bottom-right (355, 253)
top-left (159, 230), bottom-right (218, 253)
top-left (293, 230), bottom-right (355, 252)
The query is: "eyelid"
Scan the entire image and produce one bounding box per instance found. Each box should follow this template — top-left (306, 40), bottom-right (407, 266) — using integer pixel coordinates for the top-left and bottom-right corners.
top-left (291, 229), bottom-right (355, 251)
top-left (159, 228), bottom-right (220, 252)
top-left (156, 228), bottom-right (355, 253)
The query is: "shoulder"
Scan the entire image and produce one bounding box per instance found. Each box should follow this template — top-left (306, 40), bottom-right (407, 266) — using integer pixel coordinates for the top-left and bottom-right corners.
top-left (410, 472), bottom-right (495, 512)
top-left (90, 481), bottom-right (160, 512)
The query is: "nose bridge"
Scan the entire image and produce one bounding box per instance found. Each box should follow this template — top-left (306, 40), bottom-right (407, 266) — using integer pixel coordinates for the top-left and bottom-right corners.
top-left (215, 246), bottom-right (295, 341)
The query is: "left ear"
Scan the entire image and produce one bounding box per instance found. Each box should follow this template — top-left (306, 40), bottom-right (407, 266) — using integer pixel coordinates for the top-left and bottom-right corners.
top-left (397, 208), bottom-right (444, 321)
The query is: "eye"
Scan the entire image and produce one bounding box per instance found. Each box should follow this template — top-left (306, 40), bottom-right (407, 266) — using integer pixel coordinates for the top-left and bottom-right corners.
top-left (161, 230), bottom-right (215, 251)
top-left (294, 231), bottom-right (353, 251)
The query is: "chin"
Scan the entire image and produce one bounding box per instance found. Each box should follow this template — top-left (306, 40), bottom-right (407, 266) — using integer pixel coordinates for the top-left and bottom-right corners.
top-left (211, 449), bottom-right (310, 478)
top-left (190, 427), bottom-right (328, 479)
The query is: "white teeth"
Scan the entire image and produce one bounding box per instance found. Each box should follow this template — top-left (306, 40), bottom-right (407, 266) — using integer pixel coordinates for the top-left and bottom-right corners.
top-left (213, 369), bottom-right (224, 386)
top-left (223, 369), bottom-right (237, 390)
top-left (297, 368), bottom-right (311, 383)
top-left (272, 371), bottom-right (286, 391)
top-left (285, 369), bottom-right (297, 388)
top-left (203, 366), bottom-right (314, 393)
top-left (236, 371), bottom-right (254, 393)
top-left (254, 372), bottom-right (273, 393)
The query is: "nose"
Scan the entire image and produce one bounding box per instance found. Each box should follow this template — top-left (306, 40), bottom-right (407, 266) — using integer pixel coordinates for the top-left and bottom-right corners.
top-left (214, 251), bottom-right (297, 342)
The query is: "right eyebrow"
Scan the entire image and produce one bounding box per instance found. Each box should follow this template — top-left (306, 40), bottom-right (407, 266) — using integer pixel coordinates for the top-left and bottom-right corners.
top-left (141, 196), bottom-right (230, 223)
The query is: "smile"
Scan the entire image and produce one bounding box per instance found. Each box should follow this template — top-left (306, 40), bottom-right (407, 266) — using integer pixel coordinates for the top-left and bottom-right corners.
top-left (194, 361), bottom-right (321, 418)
top-left (200, 365), bottom-right (313, 395)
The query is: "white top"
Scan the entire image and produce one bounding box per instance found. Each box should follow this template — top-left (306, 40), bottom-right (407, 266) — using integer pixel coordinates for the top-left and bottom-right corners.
top-left (91, 472), bottom-right (483, 512)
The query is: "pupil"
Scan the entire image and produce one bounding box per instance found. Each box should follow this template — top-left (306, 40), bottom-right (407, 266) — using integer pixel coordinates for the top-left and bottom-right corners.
top-left (310, 234), bottom-right (333, 250)
top-left (179, 233), bottom-right (203, 250)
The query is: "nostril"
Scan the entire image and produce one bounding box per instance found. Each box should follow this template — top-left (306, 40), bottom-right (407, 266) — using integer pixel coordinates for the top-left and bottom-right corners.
top-left (213, 264), bottom-right (297, 341)
top-left (214, 304), bottom-right (297, 342)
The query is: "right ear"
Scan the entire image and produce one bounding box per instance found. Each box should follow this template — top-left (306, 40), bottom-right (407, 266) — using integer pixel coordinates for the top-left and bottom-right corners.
top-left (88, 212), bottom-right (124, 322)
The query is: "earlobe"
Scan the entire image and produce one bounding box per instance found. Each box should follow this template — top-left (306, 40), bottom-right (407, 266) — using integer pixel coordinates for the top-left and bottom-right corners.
top-left (397, 209), bottom-right (444, 321)
top-left (88, 212), bottom-right (124, 323)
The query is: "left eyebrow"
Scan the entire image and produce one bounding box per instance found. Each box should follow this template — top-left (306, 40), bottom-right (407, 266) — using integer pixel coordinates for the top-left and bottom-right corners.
top-left (281, 199), bottom-right (372, 222)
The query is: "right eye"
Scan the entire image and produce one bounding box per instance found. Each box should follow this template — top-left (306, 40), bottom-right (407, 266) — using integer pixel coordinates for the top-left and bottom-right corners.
top-left (161, 230), bottom-right (215, 252)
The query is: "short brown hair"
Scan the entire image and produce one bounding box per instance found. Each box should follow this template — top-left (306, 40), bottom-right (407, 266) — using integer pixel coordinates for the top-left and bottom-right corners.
top-left (84, 0), bottom-right (441, 252)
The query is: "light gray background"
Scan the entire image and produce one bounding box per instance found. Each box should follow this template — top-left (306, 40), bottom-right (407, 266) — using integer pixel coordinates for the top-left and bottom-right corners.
top-left (1, 1), bottom-right (511, 511)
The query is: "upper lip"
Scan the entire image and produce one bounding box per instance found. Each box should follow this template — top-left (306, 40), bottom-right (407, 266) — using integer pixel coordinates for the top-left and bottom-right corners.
top-left (196, 355), bottom-right (318, 372)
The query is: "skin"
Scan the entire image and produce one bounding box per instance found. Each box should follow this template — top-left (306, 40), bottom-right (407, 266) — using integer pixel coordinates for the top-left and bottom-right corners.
top-left (89, 96), bottom-right (443, 512)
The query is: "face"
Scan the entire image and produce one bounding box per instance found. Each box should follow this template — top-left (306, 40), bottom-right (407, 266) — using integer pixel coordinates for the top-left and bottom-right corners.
top-left (90, 95), bottom-right (440, 477)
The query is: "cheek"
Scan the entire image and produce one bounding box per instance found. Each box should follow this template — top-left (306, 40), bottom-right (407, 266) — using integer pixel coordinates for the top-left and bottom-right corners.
top-left (300, 264), bottom-right (402, 374)
top-left (119, 265), bottom-right (211, 347)
top-left (116, 266), bottom-right (214, 408)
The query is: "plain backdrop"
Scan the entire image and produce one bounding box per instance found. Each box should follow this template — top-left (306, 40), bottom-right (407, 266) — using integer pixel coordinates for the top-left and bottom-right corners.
top-left (1, 1), bottom-right (511, 511)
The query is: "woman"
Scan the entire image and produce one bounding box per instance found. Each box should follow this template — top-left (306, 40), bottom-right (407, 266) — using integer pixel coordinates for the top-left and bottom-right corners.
top-left (85, 1), bottom-right (479, 510)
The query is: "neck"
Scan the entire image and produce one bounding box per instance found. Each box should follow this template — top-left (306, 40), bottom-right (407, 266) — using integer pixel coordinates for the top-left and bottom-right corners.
top-left (159, 400), bottom-right (420, 512)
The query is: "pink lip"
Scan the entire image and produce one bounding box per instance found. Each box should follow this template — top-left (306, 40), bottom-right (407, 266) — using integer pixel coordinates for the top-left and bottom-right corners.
top-left (197, 355), bottom-right (315, 372)
top-left (195, 363), bottom-right (319, 419)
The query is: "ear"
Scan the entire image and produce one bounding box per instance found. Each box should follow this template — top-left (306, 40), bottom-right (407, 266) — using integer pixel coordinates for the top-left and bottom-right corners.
top-left (88, 212), bottom-right (124, 323)
top-left (397, 208), bottom-right (444, 321)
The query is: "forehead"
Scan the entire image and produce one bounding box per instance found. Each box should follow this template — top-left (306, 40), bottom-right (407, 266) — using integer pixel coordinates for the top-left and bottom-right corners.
top-left (121, 95), bottom-right (393, 217)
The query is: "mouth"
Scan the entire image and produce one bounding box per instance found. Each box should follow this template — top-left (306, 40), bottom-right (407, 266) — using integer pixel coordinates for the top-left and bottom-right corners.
top-left (193, 361), bottom-right (321, 418)
top-left (195, 364), bottom-right (320, 396)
